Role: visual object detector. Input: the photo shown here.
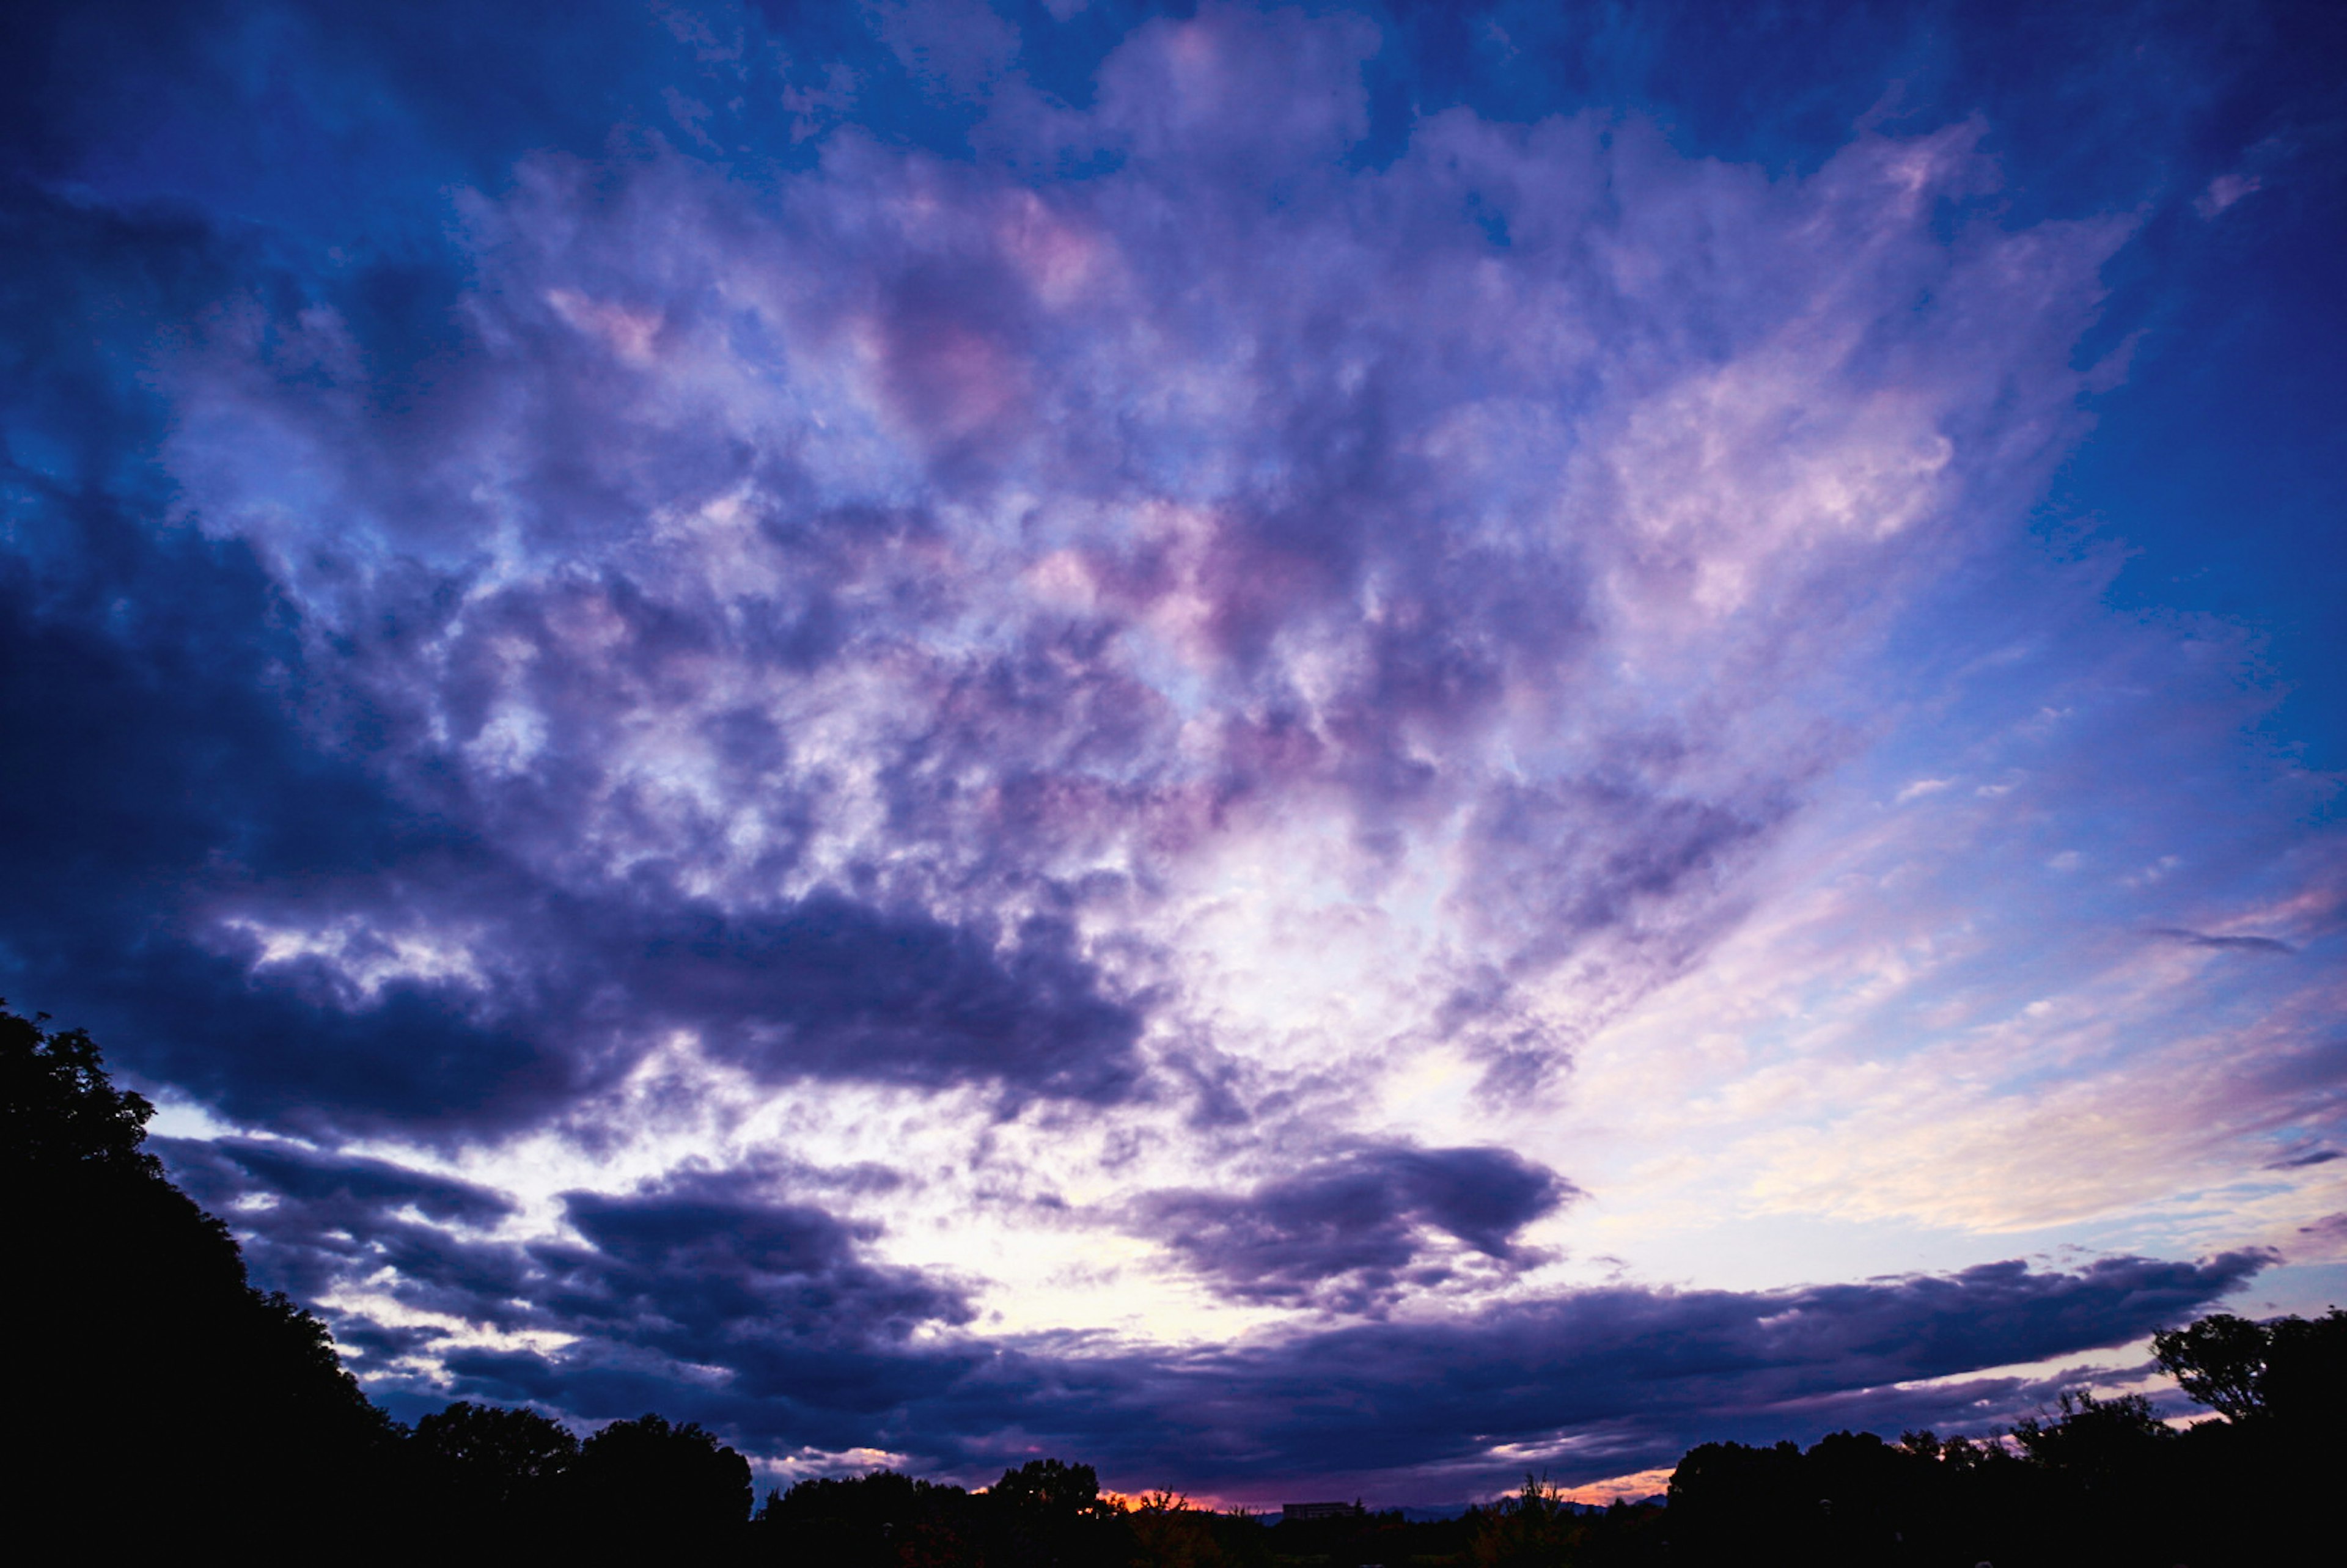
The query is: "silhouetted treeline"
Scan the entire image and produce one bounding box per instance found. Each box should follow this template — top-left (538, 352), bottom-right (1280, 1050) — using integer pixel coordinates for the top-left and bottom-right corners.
top-left (7, 1005), bottom-right (397, 1547)
top-left (410, 1401), bottom-right (752, 1552)
top-left (8, 1005), bottom-right (2341, 1564)
top-left (1661, 1340), bottom-right (2346, 1568)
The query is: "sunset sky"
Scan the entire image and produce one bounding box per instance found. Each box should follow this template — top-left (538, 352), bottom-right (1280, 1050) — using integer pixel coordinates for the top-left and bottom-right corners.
top-left (3, 0), bottom-right (2341, 1506)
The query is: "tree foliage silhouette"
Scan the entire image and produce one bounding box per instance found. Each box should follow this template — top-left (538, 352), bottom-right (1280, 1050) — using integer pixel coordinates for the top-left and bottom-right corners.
top-left (413, 1398), bottom-right (580, 1537)
top-left (990, 1457), bottom-right (1130, 1566)
top-left (573, 1410), bottom-right (754, 1539)
top-left (2156, 1305), bottom-right (2347, 1431)
top-left (4, 1005), bottom-right (394, 1543)
top-left (1469, 1473), bottom-right (1583, 1567)
top-left (2008, 1390), bottom-right (2172, 1481)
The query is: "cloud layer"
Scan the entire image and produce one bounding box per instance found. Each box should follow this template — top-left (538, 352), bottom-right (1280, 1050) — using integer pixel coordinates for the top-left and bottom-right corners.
top-left (6, 0), bottom-right (2342, 1500)
top-left (161, 1134), bottom-right (2266, 1494)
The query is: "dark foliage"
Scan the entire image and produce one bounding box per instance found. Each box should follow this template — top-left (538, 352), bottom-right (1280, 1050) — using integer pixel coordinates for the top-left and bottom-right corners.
top-left (1124, 1494), bottom-right (1278, 1568)
top-left (2156, 1306), bottom-right (2347, 1432)
top-left (411, 1399), bottom-right (580, 1538)
top-left (574, 1410), bottom-right (755, 1543)
top-left (758, 1468), bottom-right (988, 1566)
top-left (1455, 1478), bottom-right (1668, 1567)
top-left (2153, 1313), bottom-right (2273, 1421)
top-left (1659, 1364), bottom-right (2347, 1568)
top-left (755, 1457), bottom-right (1144, 1566)
top-left (4, 1004), bottom-right (397, 1546)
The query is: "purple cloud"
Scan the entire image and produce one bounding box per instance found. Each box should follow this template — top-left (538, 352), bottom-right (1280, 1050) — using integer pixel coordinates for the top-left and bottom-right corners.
top-left (1131, 1142), bottom-right (1575, 1311)
top-left (10, 0), bottom-right (2342, 1504)
top-left (159, 1134), bottom-right (2264, 1496)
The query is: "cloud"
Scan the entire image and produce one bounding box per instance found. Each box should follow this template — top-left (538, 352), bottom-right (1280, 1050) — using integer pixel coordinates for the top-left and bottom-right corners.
top-left (160, 1141), bottom-right (976, 1438)
top-left (900, 1251), bottom-right (2268, 1499)
top-left (163, 1123), bottom-right (2264, 1493)
top-left (2148, 926), bottom-right (2297, 956)
top-left (7, 6), bottom-right (2121, 1145)
top-left (0, 530), bottom-right (1147, 1136)
top-left (2296, 1212), bottom-right (2347, 1252)
top-left (2195, 170), bottom-right (2263, 218)
top-left (142, 56), bottom-right (2107, 1138)
top-left (160, 1135), bottom-right (532, 1317)
top-left (551, 1168), bottom-right (977, 1347)
top-left (1130, 1143), bottom-right (1576, 1311)
top-left (0, 191), bottom-right (1145, 1130)
top-left (603, 897), bottom-right (1145, 1104)
top-left (11, 0), bottom-right (2340, 1503)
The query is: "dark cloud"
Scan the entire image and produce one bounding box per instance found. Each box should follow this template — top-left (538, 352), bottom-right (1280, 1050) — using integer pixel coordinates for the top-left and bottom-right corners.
top-left (0, 435), bottom-right (582, 1138)
top-left (0, 564), bottom-right (1145, 1127)
top-left (450, 1173), bottom-right (985, 1443)
top-left (0, 161), bottom-right (1158, 1134)
top-left (608, 898), bottom-right (1145, 1105)
top-left (417, 1245), bottom-right (2297, 1493)
top-left (158, 1142), bottom-right (975, 1437)
top-left (551, 1167), bottom-right (974, 1345)
top-left (0, 341), bottom-right (1145, 1137)
top-left (1132, 1144), bottom-right (1575, 1311)
top-left (174, 1137), bottom-right (516, 1226)
top-left (172, 1135), bottom-right (2264, 1495)
top-left (5, 2), bottom-right (2022, 1142)
top-left (0, 179), bottom-right (598, 1137)
top-left (158, 1135), bottom-right (532, 1316)
top-left (2268, 1148), bottom-right (2340, 1169)
top-left (920, 1249), bottom-right (2270, 1497)
top-left (2149, 926), bottom-right (2297, 955)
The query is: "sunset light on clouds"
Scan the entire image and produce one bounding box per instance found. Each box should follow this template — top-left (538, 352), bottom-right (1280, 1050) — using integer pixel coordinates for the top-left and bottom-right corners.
top-left (4, 0), bottom-right (2341, 1506)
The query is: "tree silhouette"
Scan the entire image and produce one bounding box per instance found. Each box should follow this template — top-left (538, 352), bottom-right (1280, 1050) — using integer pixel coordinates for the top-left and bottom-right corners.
top-left (2261, 1308), bottom-right (2347, 1431)
top-left (1126, 1492), bottom-right (1273, 1568)
top-left (570, 1410), bottom-right (753, 1541)
top-left (987, 1457), bottom-right (1134, 1566)
top-left (2156, 1306), bottom-right (2347, 1434)
top-left (2009, 1390), bottom-right (2171, 1475)
top-left (413, 1399), bottom-right (579, 1536)
top-left (4, 1005), bottom-right (395, 1544)
top-left (991, 1455), bottom-right (1114, 1520)
top-left (3, 1005), bottom-right (160, 1169)
top-left (2146, 1304), bottom-right (2347, 1562)
top-left (2152, 1311), bottom-right (2274, 1420)
top-left (1468, 1473), bottom-right (1582, 1567)
top-left (759, 1469), bottom-right (991, 1566)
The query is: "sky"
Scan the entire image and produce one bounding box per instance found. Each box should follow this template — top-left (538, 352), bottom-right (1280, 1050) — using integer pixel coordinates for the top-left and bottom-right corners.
top-left (2, 0), bottom-right (2342, 1507)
